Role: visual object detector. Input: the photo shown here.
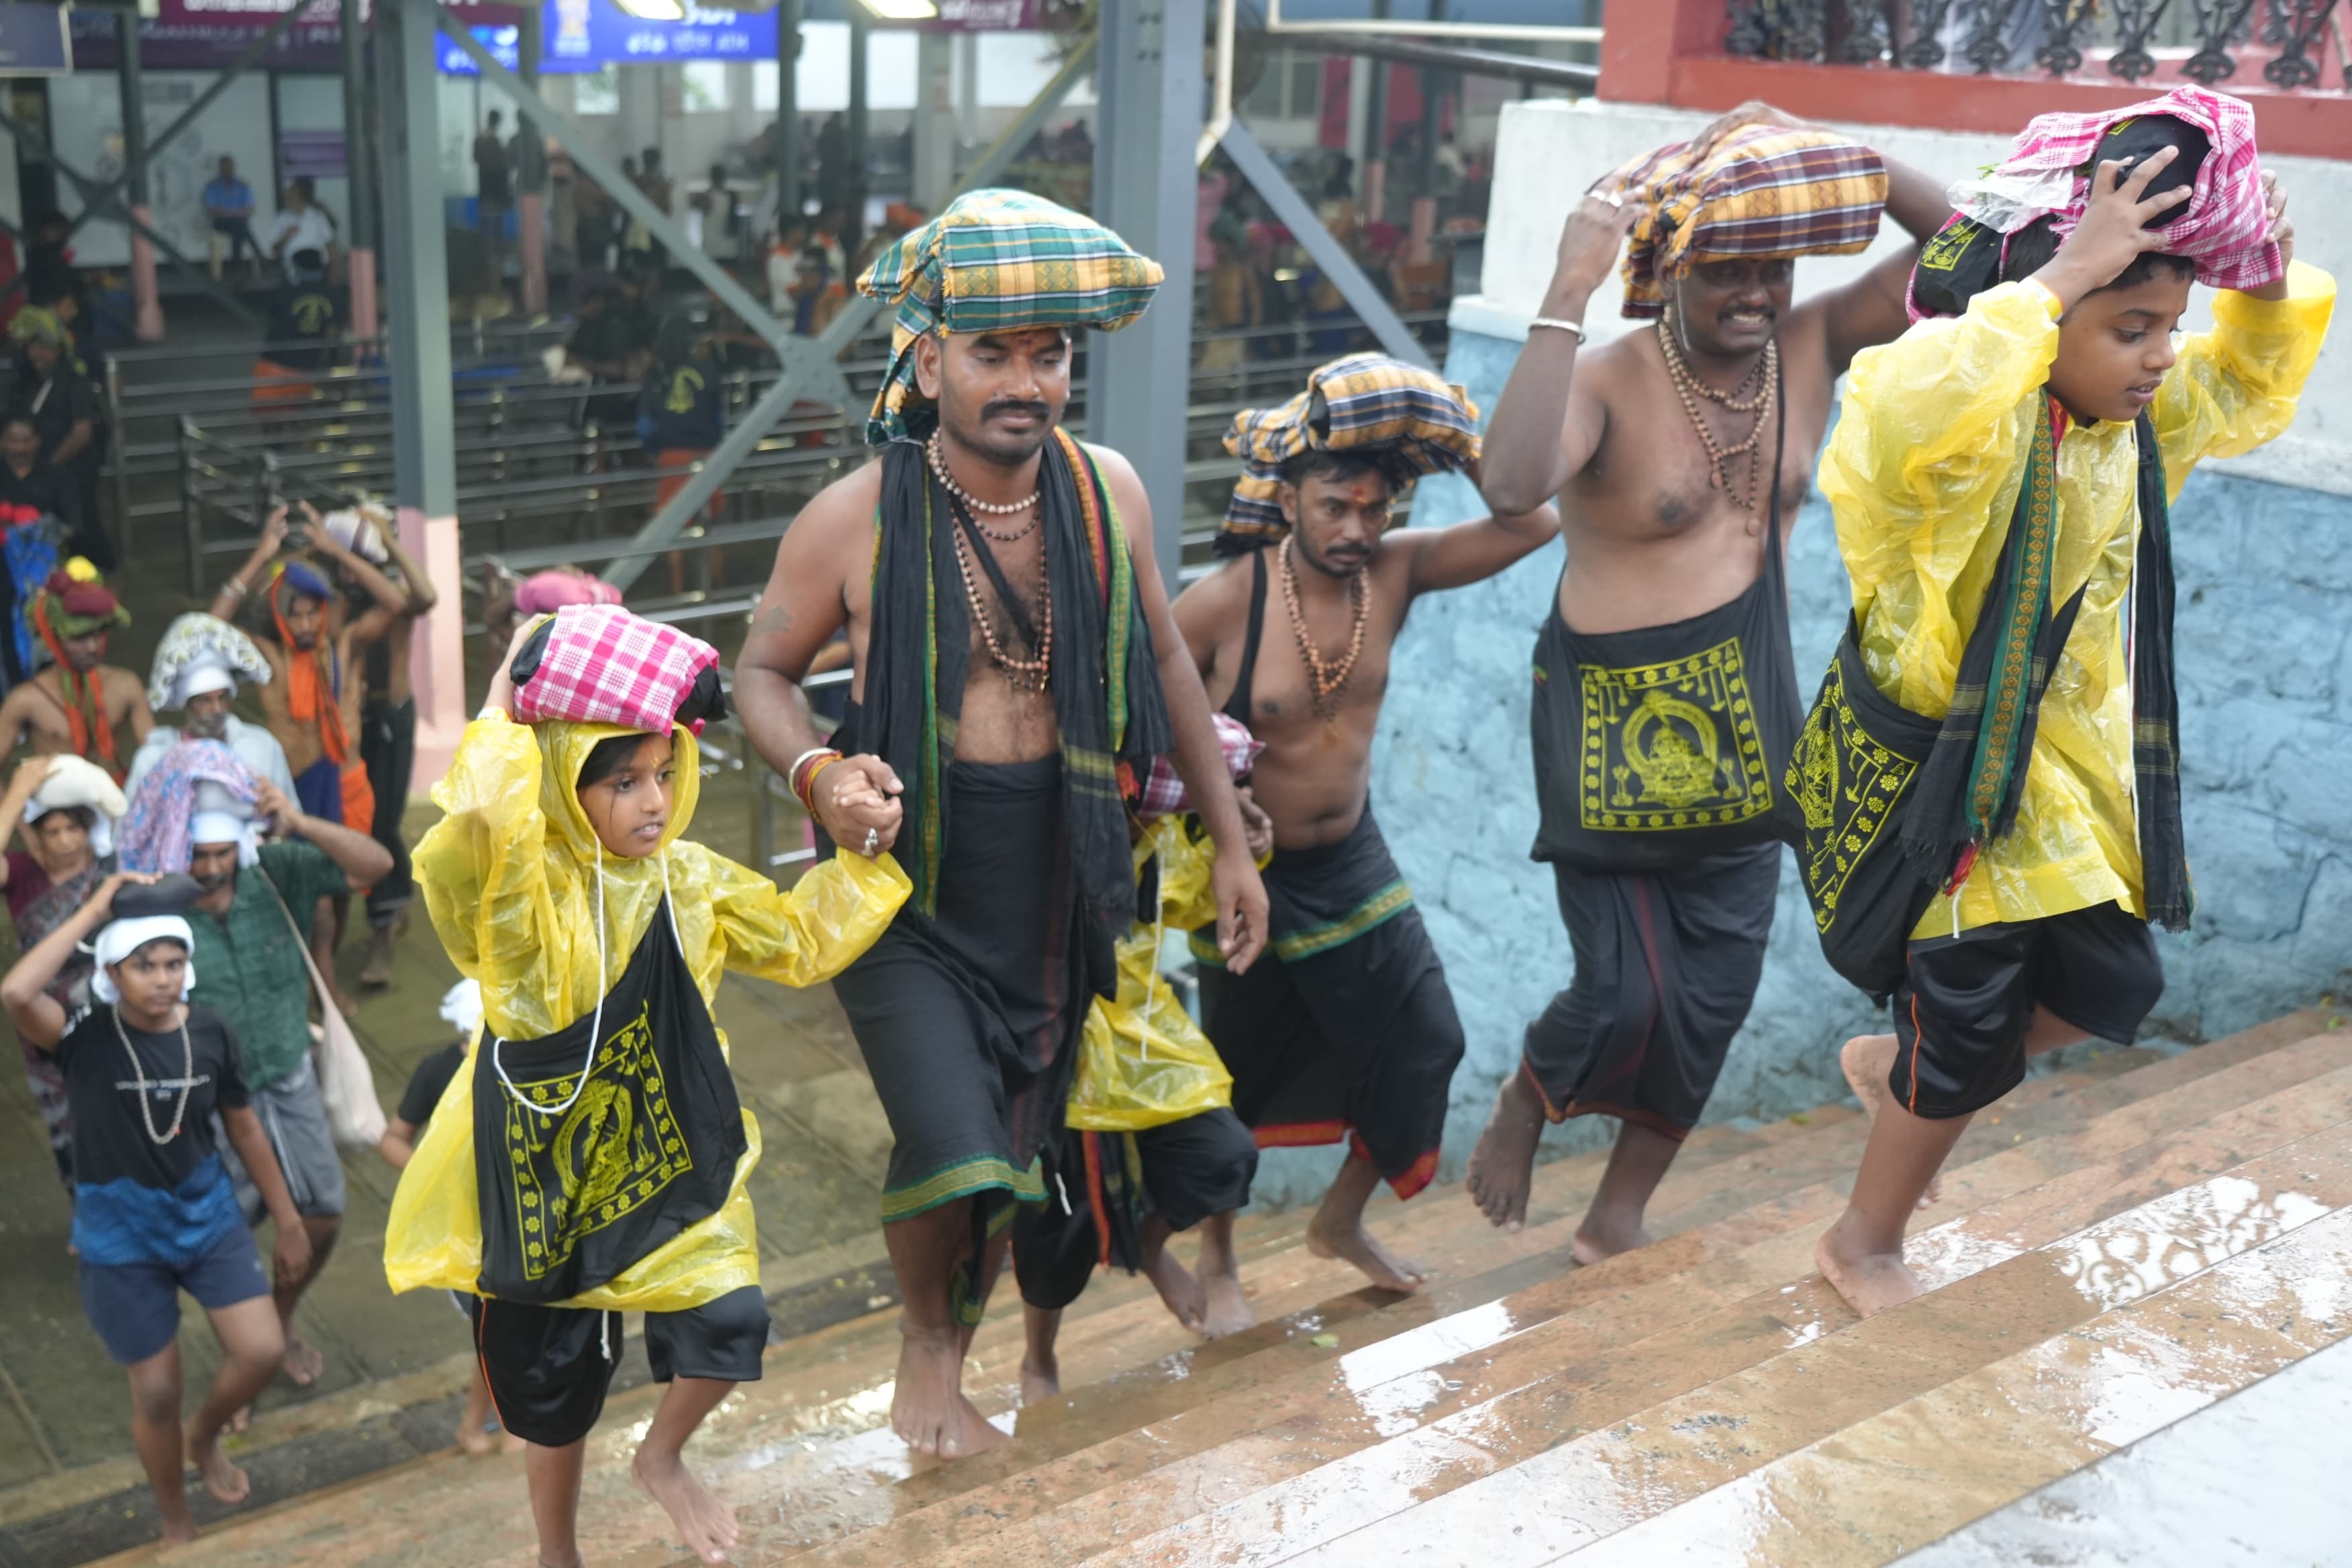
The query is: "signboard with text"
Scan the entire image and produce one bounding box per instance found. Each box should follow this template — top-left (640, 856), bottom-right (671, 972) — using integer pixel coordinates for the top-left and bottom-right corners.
top-left (437, 1), bottom-right (777, 75)
top-left (0, 2), bottom-right (71, 75)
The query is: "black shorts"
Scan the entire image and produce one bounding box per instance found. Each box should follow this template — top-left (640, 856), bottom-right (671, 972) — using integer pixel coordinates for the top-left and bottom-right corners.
top-left (1891, 901), bottom-right (2163, 1120)
top-left (467, 1284), bottom-right (769, 1448)
top-left (1013, 1110), bottom-right (1259, 1313)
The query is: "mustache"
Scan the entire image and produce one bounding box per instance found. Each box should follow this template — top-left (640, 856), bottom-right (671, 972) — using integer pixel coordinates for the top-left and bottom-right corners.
top-left (981, 399), bottom-right (1052, 424)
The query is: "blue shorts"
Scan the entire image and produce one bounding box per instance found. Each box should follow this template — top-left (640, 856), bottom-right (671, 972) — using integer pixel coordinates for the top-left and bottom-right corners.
top-left (79, 1223), bottom-right (271, 1366)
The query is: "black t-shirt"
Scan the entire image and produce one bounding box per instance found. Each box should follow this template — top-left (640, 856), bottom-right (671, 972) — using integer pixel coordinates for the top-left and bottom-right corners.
top-left (11, 366), bottom-right (98, 462)
top-left (638, 356), bottom-right (722, 452)
top-left (397, 1042), bottom-right (466, 1128)
top-left (54, 1003), bottom-right (249, 1190)
top-left (0, 460), bottom-right (80, 526)
top-left (264, 282), bottom-right (344, 373)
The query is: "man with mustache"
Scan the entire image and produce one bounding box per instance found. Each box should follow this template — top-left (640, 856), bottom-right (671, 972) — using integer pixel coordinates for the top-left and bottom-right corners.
top-left (734, 191), bottom-right (1268, 1461)
top-left (126, 612), bottom-right (299, 808)
top-left (0, 560), bottom-right (152, 779)
top-left (1172, 356), bottom-right (1557, 1311)
top-left (1465, 106), bottom-right (1945, 1255)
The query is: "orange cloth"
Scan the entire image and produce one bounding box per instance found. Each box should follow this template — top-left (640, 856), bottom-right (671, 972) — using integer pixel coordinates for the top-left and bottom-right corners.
top-left (654, 448), bottom-right (724, 518)
top-left (252, 356), bottom-right (313, 409)
top-left (268, 571), bottom-right (377, 834)
top-left (31, 594), bottom-right (121, 781)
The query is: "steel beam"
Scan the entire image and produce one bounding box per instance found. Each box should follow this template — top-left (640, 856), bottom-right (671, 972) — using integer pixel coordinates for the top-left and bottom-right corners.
top-left (1090, 0), bottom-right (1204, 589)
top-left (1218, 122), bottom-right (1432, 371)
top-left (341, 0), bottom-right (379, 330)
top-left (774, 0), bottom-right (801, 228)
top-left (117, 8), bottom-right (164, 340)
top-left (846, 3), bottom-right (869, 248)
top-left (1260, 30), bottom-right (1598, 90)
top-left (600, 31), bottom-right (1101, 595)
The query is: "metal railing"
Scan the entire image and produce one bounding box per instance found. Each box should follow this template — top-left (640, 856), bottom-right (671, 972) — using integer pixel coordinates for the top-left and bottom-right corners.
top-left (1725, 0), bottom-right (2348, 84)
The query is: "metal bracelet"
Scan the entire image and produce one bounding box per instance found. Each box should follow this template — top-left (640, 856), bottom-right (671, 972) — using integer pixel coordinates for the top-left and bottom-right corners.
top-left (1529, 317), bottom-right (1587, 343)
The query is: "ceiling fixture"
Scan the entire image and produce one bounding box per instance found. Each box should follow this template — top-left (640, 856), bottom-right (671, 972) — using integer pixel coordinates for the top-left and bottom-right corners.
top-left (611, 0), bottom-right (689, 19)
top-left (858, 0), bottom-right (941, 17)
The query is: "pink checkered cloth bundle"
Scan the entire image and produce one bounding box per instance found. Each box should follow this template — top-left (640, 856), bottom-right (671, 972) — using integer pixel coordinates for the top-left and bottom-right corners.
top-left (1960, 86), bottom-right (2282, 293)
top-left (1136, 713), bottom-right (1265, 822)
top-left (511, 604), bottom-right (722, 736)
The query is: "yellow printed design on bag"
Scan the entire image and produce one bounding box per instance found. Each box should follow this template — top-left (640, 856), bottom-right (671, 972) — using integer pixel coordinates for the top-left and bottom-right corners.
top-left (1578, 636), bottom-right (1771, 831)
top-left (1787, 656), bottom-right (1916, 932)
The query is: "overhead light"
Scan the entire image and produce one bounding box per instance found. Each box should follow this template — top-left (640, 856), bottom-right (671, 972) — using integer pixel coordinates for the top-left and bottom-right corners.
top-left (859, 0), bottom-right (940, 17)
top-left (612, 0), bottom-right (688, 18)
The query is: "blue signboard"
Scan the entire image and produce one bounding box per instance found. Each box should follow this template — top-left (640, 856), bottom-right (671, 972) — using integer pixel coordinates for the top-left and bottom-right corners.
top-left (0, 1), bottom-right (72, 76)
top-left (439, 0), bottom-right (777, 75)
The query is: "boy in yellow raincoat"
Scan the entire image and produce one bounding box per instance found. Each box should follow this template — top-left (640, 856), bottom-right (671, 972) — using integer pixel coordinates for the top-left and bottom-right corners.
top-left (1801, 99), bottom-right (2332, 1320)
top-left (387, 617), bottom-right (908, 1567)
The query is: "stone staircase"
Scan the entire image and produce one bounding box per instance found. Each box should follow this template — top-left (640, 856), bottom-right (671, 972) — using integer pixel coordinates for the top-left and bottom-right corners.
top-left (103, 1009), bottom-right (2352, 1567)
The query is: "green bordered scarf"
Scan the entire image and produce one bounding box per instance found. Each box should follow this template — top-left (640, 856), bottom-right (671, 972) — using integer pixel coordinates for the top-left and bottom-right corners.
top-left (863, 426), bottom-right (1174, 980)
top-left (1899, 401), bottom-right (2190, 928)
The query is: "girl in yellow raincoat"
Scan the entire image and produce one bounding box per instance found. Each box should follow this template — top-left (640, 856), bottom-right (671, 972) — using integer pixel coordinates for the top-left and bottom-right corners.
top-left (387, 616), bottom-right (907, 1568)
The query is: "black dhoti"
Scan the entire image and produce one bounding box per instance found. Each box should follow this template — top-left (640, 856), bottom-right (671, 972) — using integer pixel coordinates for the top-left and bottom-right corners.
top-left (1011, 1110), bottom-right (1259, 1312)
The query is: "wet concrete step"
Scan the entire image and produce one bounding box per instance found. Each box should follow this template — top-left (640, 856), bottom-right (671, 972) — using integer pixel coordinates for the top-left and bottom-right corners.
top-left (846, 1029), bottom-right (2352, 1568)
top-left (1310, 1124), bottom-right (2352, 1567)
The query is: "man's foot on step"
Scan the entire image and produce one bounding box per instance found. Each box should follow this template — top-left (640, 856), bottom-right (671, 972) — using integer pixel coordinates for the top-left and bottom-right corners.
top-left (1843, 1034), bottom-right (1941, 1208)
top-left (1306, 1212), bottom-right (1428, 1293)
top-left (187, 1419), bottom-right (251, 1505)
top-left (359, 926), bottom-right (397, 989)
top-left (1569, 1214), bottom-right (1655, 1267)
top-left (282, 1332), bottom-right (324, 1387)
top-left (1019, 1351), bottom-right (1060, 1406)
top-left (1142, 1243), bottom-right (1207, 1335)
top-left (1197, 1252), bottom-right (1254, 1339)
top-left (890, 1329), bottom-right (967, 1458)
top-left (1467, 1072), bottom-right (1547, 1232)
top-left (458, 1415), bottom-right (498, 1455)
top-left (1816, 1216), bottom-right (1925, 1319)
top-left (631, 1442), bottom-right (740, 1565)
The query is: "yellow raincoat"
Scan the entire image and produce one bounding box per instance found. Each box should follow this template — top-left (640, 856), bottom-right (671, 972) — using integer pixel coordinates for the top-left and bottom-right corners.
top-left (386, 714), bottom-right (909, 1310)
top-left (1820, 261), bottom-right (2334, 936)
top-left (1066, 815), bottom-right (1234, 1132)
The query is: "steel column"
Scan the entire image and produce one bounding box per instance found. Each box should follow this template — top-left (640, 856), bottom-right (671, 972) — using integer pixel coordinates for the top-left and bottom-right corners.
top-left (1218, 122), bottom-right (1432, 371)
top-left (341, 0), bottom-right (378, 331)
top-left (1362, 0), bottom-right (1389, 224)
top-left (516, 3), bottom-right (547, 315)
top-left (846, 2), bottom-right (869, 248)
top-left (382, 0), bottom-right (466, 788)
top-left (116, 9), bottom-right (163, 340)
top-left (773, 0), bottom-right (801, 230)
top-left (1090, 0), bottom-right (1202, 587)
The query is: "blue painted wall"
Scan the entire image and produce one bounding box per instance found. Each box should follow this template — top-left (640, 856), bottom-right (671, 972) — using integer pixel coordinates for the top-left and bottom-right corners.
top-left (1245, 324), bottom-right (2352, 1208)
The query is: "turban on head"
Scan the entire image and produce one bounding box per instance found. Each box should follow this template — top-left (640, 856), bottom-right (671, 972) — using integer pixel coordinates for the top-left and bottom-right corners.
top-left (121, 739), bottom-right (260, 874)
top-left (92, 916), bottom-right (197, 1006)
top-left (276, 558), bottom-right (334, 605)
top-left (855, 188), bottom-right (1164, 446)
top-left (26, 753), bottom-right (126, 859)
top-left (148, 611), bottom-right (273, 712)
top-left (1606, 124), bottom-right (1888, 320)
top-left (39, 558), bottom-right (127, 639)
top-left (514, 569), bottom-right (624, 617)
top-left (8, 306), bottom-right (67, 350)
top-left (1907, 86), bottom-right (2281, 322)
top-left (1217, 354), bottom-right (1481, 557)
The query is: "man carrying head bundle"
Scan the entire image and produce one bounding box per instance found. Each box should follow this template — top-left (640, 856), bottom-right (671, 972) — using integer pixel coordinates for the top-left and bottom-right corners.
top-left (1796, 89), bottom-right (2331, 1318)
top-left (1174, 354), bottom-right (1558, 1302)
top-left (1467, 105), bottom-right (1949, 1259)
top-left (734, 190), bottom-right (1269, 1461)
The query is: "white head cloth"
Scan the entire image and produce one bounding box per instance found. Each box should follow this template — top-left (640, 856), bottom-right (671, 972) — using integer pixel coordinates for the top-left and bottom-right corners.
top-left (91, 916), bottom-right (196, 1005)
top-left (25, 754), bottom-right (127, 861)
top-left (323, 506), bottom-right (391, 565)
top-left (189, 809), bottom-right (263, 869)
top-left (148, 613), bottom-right (273, 714)
top-left (440, 978), bottom-right (485, 1045)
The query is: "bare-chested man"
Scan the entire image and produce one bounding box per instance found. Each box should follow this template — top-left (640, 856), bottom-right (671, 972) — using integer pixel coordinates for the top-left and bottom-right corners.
top-left (0, 560), bottom-right (150, 777)
top-left (1465, 104), bottom-right (1948, 1255)
top-left (733, 191), bottom-right (1267, 1461)
top-left (1174, 356), bottom-right (1558, 1309)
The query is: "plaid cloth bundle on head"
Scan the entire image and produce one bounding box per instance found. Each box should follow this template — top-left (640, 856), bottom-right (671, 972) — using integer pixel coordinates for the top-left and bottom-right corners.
top-left (855, 188), bottom-right (1165, 446)
top-left (509, 604), bottom-right (725, 736)
top-left (121, 739), bottom-right (258, 875)
top-left (1608, 124), bottom-right (1888, 319)
top-left (1136, 712), bottom-right (1266, 823)
top-left (1937, 86), bottom-right (2279, 301)
top-left (1218, 354), bottom-right (1481, 556)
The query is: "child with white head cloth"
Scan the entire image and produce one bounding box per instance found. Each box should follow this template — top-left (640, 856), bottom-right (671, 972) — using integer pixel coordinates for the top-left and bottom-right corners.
top-left (0, 869), bottom-right (311, 1547)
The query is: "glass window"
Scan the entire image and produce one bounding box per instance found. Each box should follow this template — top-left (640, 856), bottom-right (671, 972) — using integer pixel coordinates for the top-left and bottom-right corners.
top-left (752, 59), bottom-right (779, 111)
top-left (682, 61), bottom-right (730, 113)
top-left (575, 64), bottom-right (619, 116)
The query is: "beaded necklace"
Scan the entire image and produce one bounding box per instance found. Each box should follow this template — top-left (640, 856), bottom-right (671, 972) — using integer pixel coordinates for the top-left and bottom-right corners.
top-left (113, 1006), bottom-right (195, 1146)
top-left (948, 495), bottom-right (1053, 694)
top-left (1278, 536), bottom-right (1369, 725)
top-left (1656, 314), bottom-right (1779, 516)
top-left (928, 432), bottom-right (1040, 542)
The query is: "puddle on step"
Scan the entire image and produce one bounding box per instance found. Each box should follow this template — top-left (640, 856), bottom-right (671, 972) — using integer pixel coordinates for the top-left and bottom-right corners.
top-left (1338, 1300), bottom-right (1522, 1393)
top-left (2056, 1176), bottom-right (2331, 1312)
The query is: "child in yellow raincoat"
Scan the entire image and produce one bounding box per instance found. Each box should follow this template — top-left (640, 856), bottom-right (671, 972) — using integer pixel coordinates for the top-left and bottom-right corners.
top-left (387, 617), bottom-right (908, 1568)
top-left (1801, 103), bottom-right (2332, 1321)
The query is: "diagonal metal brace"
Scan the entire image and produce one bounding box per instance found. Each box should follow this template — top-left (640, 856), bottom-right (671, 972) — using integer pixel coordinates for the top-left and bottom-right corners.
top-left (432, 3), bottom-right (811, 358)
top-left (0, 105), bottom-right (262, 330)
top-left (598, 30), bottom-right (1101, 596)
top-left (1218, 121), bottom-right (1432, 371)
top-left (58, 0), bottom-right (312, 250)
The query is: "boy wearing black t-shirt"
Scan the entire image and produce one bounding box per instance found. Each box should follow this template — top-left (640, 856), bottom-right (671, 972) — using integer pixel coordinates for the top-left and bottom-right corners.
top-left (1, 871), bottom-right (309, 1548)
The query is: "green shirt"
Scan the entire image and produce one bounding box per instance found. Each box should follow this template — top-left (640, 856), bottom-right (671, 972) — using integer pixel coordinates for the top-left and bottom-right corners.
top-left (187, 841), bottom-right (349, 1091)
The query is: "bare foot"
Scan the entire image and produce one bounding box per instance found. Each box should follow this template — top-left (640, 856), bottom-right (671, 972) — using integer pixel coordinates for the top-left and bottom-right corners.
top-left (1020, 1349), bottom-right (1060, 1405)
top-left (281, 1332), bottom-right (324, 1387)
top-left (1569, 1216), bottom-right (1655, 1267)
top-left (631, 1444), bottom-right (740, 1565)
top-left (1816, 1216), bottom-right (1924, 1319)
top-left (359, 926), bottom-right (396, 989)
top-left (332, 987), bottom-right (360, 1020)
top-left (458, 1414), bottom-right (497, 1455)
top-left (1843, 1034), bottom-right (1941, 1210)
top-left (187, 1420), bottom-right (252, 1505)
top-left (159, 1512), bottom-right (198, 1549)
top-left (1142, 1244), bottom-right (1207, 1335)
top-left (1197, 1253), bottom-right (1254, 1339)
top-left (891, 1330), bottom-right (970, 1459)
top-left (954, 1393), bottom-right (1008, 1454)
top-left (1306, 1212), bottom-right (1428, 1293)
top-left (1467, 1072), bottom-right (1547, 1232)
top-left (228, 1404), bottom-right (252, 1434)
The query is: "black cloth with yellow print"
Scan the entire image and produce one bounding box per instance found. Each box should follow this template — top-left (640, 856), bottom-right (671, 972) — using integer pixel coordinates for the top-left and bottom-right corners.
top-left (1528, 417), bottom-right (1801, 874)
top-left (473, 897), bottom-right (746, 1304)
